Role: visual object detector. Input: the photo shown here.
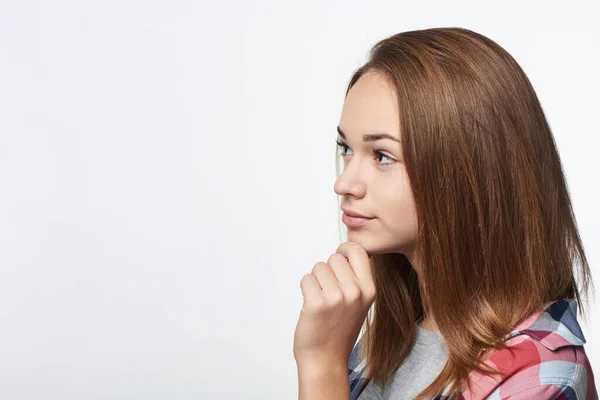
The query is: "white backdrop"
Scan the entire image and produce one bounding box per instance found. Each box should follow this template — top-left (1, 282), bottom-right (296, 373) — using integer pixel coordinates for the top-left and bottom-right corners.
top-left (0, 1), bottom-right (598, 399)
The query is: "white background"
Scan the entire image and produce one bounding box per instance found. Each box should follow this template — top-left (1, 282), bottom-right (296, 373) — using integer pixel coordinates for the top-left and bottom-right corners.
top-left (0, 1), bottom-right (598, 399)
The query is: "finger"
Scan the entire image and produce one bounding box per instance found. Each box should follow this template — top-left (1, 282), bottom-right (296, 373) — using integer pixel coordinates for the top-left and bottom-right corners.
top-left (335, 242), bottom-right (374, 285)
top-left (300, 273), bottom-right (323, 302)
top-left (328, 252), bottom-right (363, 302)
top-left (327, 252), bottom-right (359, 287)
top-left (311, 262), bottom-right (342, 297)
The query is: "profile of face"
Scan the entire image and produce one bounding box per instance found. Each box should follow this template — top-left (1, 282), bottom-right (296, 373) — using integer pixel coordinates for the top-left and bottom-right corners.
top-left (334, 71), bottom-right (418, 259)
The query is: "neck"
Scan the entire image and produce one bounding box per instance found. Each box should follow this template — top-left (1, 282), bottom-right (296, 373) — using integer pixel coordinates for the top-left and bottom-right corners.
top-left (418, 316), bottom-right (439, 332)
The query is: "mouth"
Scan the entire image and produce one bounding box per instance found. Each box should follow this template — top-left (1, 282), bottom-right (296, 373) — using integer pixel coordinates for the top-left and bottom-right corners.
top-left (342, 212), bottom-right (374, 228)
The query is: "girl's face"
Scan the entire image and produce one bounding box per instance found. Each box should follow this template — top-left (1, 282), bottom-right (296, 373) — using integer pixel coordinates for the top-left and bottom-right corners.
top-left (334, 71), bottom-right (418, 260)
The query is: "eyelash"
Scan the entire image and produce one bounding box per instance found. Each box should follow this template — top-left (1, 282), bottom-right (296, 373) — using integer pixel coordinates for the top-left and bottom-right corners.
top-left (335, 140), bottom-right (396, 167)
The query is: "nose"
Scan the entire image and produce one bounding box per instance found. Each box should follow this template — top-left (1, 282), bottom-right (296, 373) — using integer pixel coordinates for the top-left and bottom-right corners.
top-left (333, 161), bottom-right (367, 198)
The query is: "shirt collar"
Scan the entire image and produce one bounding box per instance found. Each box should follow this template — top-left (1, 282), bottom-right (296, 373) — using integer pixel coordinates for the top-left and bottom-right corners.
top-left (502, 298), bottom-right (587, 350)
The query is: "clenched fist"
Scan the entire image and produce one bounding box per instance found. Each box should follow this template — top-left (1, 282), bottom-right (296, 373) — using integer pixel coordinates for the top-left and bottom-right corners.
top-left (293, 241), bottom-right (377, 369)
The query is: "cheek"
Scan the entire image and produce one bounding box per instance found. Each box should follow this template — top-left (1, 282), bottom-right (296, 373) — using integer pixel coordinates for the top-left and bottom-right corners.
top-left (383, 188), bottom-right (418, 230)
top-left (374, 171), bottom-right (417, 228)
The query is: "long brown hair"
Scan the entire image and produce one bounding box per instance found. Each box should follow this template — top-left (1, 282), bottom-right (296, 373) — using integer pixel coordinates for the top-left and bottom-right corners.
top-left (335, 27), bottom-right (595, 399)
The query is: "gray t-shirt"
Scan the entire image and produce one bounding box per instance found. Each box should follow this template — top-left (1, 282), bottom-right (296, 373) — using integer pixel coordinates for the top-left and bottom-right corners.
top-left (357, 323), bottom-right (449, 400)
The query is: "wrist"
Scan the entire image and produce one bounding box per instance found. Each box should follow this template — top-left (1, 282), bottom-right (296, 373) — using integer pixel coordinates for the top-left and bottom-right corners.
top-left (297, 360), bottom-right (348, 385)
top-left (297, 361), bottom-right (349, 400)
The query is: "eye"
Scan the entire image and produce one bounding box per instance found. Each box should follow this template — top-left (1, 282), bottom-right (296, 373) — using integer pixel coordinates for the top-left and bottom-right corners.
top-left (336, 140), bottom-right (351, 156)
top-left (336, 140), bottom-right (396, 167)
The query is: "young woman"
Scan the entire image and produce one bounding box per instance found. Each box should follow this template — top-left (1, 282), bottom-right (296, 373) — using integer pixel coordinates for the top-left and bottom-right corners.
top-left (293, 27), bottom-right (596, 399)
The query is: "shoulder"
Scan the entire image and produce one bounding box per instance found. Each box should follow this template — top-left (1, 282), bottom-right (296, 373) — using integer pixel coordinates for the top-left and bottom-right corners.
top-left (485, 382), bottom-right (586, 399)
top-left (463, 334), bottom-right (597, 399)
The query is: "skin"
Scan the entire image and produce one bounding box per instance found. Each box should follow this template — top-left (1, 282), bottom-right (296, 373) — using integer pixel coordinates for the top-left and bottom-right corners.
top-left (333, 70), bottom-right (439, 332)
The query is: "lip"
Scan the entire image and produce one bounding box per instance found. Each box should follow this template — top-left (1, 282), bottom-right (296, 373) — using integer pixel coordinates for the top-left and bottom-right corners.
top-left (342, 212), bottom-right (374, 228)
top-left (341, 208), bottom-right (371, 219)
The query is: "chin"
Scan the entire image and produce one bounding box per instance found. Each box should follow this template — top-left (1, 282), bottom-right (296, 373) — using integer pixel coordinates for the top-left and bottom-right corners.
top-left (347, 233), bottom-right (410, 256)
top-left (345, 236), bottom-right (389, 256)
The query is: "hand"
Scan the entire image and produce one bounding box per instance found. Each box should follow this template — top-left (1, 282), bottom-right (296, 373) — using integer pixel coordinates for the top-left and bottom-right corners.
top-left (293, 241), bottom-right (376, 369)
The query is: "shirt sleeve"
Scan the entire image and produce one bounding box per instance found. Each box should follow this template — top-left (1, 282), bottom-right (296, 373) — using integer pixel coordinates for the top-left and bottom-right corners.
top-left (349, 336), bottom-right (371, 400)
top-left (492, 382), bottom-right (588, 399)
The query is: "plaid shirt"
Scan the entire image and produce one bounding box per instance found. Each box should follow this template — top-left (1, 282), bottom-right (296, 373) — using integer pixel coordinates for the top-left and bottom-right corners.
top-left (349, 298), bottom-right (597, 399)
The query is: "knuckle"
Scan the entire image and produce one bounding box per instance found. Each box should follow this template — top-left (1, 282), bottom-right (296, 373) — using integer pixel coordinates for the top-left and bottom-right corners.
top-left (345, 241), bottom-right (358, 251)
top-left (300, 274), bottom-right (311, 286)
top-left (364, 285), bottom-right (377, 301)
top-left (336, 241), bottom-right (364, 258)
top-left (337, 242), bottom-right (348, 252)
top-left (345, 286), bottom-right (362, 302)
top-left (304, 298), bottom-right (325, 313)
top-left (326, 289), bottom-right (344, 304)
top-left (312, 262), bottom-right (328, 274)
top-left (327, 252), bottom-right (345, 264)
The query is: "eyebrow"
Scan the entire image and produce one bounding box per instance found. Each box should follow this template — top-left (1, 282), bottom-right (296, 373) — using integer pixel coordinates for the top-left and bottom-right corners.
top-left (337, 126), bottom-right (400, 143)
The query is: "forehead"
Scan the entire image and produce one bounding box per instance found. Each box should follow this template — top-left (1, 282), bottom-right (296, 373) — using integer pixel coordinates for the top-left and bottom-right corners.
top-left (339, 71), bottom-right (400, 136)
